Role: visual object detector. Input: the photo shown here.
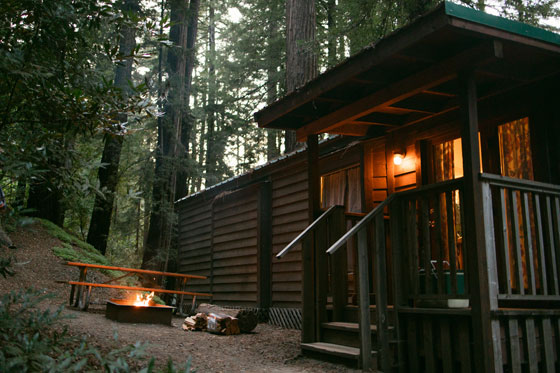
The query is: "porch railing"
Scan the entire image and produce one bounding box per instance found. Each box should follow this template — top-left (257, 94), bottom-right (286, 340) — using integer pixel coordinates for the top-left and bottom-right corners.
top-left (481, 173), bottom-right (560, 303)
top-left (276, 204), bottom-right (347, 343)
top-left (327, 196), bottom-right (394, 372)
top-left (395, 178), bottom-right (468, 304)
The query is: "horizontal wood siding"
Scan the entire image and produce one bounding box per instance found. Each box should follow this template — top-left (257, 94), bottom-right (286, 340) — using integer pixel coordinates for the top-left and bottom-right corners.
top-left (212, 190), bottom-right (259, 307)
top-left (366, 138), bottom-right (388, 208)
top-left (271, 165), bottom-right (308, 308)
top-left (177, 199), bottom-right (213, 294)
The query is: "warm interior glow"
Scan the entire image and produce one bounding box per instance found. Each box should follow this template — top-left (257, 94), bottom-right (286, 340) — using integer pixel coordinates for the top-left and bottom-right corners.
top-left (393, 153), bottom-right (404, 166)
top-left (133, 291), bottom-right (155, 307)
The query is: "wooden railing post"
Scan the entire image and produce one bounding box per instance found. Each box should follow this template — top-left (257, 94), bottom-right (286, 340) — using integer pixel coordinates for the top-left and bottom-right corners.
top-left (302, 234), bottom-right (315, 343)
top-left (315, 219), bottom-right (328, 341)
top-left (375, 213), bottom-right (390, 373)
top-left (481, 181), bottom-right (503, 371)
top-left (331, 207), bottom-right (347, 321)
top-left (390, 198), bottom-right (406, 372)
top-left (357, 228), bottom-right (372, 371)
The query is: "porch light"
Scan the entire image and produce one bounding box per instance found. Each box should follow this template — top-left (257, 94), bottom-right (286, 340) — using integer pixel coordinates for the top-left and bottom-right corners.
top-left (393, 151), bottom-right (405, 166)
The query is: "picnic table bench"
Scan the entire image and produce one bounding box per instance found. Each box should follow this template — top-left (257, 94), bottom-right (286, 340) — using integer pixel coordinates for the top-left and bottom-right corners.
top-left (60, 262), bottom-right (211, 313)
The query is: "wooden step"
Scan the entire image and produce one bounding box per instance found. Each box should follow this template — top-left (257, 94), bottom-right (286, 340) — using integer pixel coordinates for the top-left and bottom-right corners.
top-left (301, 342), bottom-right (360, 359)
top-left (321, 321), bottom-right (380, 348)
top-left (301, 342), bottom-right (377, 368)
top-left (322, 321), bottom-right (378, 332)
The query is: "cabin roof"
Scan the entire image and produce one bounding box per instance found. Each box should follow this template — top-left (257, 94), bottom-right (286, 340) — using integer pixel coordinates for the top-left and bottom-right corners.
top-left (254, 1), bottom-right (560, 140)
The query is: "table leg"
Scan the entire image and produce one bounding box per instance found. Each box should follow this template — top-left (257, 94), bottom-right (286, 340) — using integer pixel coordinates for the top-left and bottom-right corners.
top-left (74, 267), bottom-right (87, 307)
top-left (178, 278), bottom-right (187, 315)
top-left (81, 286), bottom-right (92, 311)
top-left (69, 284), bottom-right (75, 305)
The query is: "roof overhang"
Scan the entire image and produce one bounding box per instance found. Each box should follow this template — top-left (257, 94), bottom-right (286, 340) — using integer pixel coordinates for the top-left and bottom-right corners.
top-left (254, 1), bottom-right (560, 141)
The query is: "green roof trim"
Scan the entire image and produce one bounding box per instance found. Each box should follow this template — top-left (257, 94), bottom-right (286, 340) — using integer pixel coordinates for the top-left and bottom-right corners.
top-left (444, 1), bottom-right (560, 46)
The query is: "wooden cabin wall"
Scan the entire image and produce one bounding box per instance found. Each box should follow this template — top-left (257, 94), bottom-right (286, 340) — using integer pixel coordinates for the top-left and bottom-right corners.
top-left (363, 138), bottom-right (388, 210)
top-left (270, 163), bottom-right (308, 308)
top-left (177, 198), bottom-right (213, 295)
top-left (211, 187), bottom-right (260, 307)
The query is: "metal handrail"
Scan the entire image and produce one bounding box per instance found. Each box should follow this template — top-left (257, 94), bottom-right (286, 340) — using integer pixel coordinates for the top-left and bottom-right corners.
top-left (326, 195), bottom-right (394, 255)
top-left (276, 205), bottom-right (344, 259)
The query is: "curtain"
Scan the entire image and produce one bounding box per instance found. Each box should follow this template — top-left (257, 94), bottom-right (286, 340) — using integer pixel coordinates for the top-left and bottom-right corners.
top-left (346, 167), bottom-right (362, 213)
top-left (321, 170), bottom-right (346, 209)
top-left (499, 117), bottom-right (536, 292)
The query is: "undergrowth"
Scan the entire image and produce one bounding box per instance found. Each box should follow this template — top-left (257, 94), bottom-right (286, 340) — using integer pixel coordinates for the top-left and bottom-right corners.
top-left (0, 288), bottom-right (194, 372)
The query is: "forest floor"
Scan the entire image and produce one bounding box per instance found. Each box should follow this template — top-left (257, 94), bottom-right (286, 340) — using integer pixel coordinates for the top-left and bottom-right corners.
top-left (0, 222), bottom-right (360, 372)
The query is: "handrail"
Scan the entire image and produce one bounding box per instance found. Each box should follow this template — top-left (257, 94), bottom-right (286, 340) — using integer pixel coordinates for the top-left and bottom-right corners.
top-left (327, 178), bottom-right (468, 255)
top-left (276, 205), bottom-right (343, 259)
top-left (480, 173), bottom-right (560, 194)
top-left (326, 195), bottom-right (394, 255)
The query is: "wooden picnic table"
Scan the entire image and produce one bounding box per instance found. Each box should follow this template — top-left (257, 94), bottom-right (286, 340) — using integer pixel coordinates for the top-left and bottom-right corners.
top-left (62, 261), bottom-right (211, 313)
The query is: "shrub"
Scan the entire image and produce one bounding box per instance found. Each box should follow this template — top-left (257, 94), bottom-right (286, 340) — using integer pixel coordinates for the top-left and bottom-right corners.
top-left (0, 289), bottom-right (195, 372)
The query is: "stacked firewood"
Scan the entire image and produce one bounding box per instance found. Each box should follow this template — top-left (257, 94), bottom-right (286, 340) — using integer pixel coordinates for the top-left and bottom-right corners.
top-left (182, 313), bottom-right (207, 331)
top-left (181, 304), bottom-right (258, 335)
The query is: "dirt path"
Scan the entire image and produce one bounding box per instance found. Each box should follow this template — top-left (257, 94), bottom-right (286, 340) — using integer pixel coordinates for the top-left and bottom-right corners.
top-left (0, 223), bottom-right (359, 372)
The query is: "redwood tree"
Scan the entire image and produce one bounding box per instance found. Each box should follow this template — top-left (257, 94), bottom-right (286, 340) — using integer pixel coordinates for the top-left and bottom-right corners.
top-left (87, 0), bottom-right (140, 255)
top-left (284, 0), bottom-right (317, 152)
top-left (142, 0), bottom-right (200, 270)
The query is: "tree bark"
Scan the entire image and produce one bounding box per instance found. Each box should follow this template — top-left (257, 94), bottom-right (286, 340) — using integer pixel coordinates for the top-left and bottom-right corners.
top-left (175, 0), bottom-right (200, 199)
top-left (285, 0), bottom-right (316, 153)
top-left (204, 3), bottom-right (218, 186)
top-left (143, 0), bottom-right (191, 270)
top-left (87, 0), bottom-right (139, 255)
top-left (266, 1), bottom-right (282, 161)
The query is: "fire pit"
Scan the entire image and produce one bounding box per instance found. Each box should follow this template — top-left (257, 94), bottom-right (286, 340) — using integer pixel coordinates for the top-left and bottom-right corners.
top-left (106, 299), bottom-right (174, 325)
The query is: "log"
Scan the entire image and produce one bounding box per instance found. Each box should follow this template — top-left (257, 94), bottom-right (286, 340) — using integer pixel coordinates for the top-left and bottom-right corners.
top-left (207, 313), bottom-right (240, 335)
top-left (182, 313), bottom-right (207, 331)
top-left (196, 304), bottom-right (257, 333)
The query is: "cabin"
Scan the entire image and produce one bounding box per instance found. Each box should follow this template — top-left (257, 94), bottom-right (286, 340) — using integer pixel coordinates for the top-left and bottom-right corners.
top-left (177, 2), bottom-right (560, 372)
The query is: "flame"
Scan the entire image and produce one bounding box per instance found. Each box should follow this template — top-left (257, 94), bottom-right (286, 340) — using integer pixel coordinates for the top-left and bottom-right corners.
top-left (133, 291), bottom-right (155, 307)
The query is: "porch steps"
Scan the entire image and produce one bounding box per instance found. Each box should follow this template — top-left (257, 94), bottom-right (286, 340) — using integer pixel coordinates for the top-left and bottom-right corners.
top-left (301, 342), bottom-right (377, 367)
top-left (322, 321), bottom-right (394, 348)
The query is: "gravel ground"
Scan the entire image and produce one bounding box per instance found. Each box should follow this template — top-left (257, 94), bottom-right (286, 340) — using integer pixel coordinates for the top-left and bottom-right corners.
top-left (0, 223), bottom-right (360, 372)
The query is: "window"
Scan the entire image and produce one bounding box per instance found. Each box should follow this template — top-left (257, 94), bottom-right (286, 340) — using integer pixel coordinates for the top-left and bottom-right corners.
top-left (498, 117), bottom-right (533, 180)
top-left (320, 166), bottom-right (362, 213)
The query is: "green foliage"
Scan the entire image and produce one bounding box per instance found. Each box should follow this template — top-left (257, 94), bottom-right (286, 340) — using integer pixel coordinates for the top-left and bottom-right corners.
top-left (39, 219), bottom-right (99, 256)
top-left (0, 289), bottom-right (195, 372)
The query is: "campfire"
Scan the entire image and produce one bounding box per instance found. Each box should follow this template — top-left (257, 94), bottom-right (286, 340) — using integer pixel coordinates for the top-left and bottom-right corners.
top-left (105, 291), bottom-right (174, 325)
top-left (133, 291), bottom-right (155, 307)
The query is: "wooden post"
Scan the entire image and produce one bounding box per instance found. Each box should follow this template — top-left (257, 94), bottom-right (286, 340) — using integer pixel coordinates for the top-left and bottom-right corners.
top-left (331, 206), bottom-right (347, 321)
top-left (374, 214), bottom-right (390, 373)
top-left (302, 134), bottom-right (320, 343)
top-left (315, 219), bottom-right (328, 341)
top-left (258, 181), bottom-right (273, 311)
top-left (357, 228), bottom-right (372, 370)
top-left (390, 198), bottom-right (407, 372)
top-left (459, 71), bottom-right (499, 373)
top-left (74, 267), bottom-right (87, 308)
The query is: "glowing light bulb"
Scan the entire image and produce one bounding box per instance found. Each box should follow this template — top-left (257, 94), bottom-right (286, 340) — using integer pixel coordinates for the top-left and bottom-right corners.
top-left (393, 153), bottom-right (404, 166)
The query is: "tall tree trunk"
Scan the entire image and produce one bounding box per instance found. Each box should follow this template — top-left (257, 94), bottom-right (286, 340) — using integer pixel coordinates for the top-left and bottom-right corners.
top-left (205, 3), bottom-right (217, 186)
top-left (266, 1), bottom-right (282, 161)
top-left (327, 0), bottom-right (337, 67)
top-left (285, 0), bottom-right (316, 153)
top-left (87, 0), bottom-right (139, 255)
top-left (143, 0), bottom-right (190, 270)
top-left (175, 0), bottom-right (200, 199)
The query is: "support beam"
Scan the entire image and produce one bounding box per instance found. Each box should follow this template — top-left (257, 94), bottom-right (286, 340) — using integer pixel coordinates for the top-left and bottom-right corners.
top-left (302, 135), bottom-right (320, 344)
top-left (296, 42), bottom-right (499, 140)
top-left (459, 71), bottom-right (499, 373)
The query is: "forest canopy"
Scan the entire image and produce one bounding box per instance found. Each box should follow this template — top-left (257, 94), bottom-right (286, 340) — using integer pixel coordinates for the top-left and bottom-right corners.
top-left (0, 0), bottom-right (558, 269)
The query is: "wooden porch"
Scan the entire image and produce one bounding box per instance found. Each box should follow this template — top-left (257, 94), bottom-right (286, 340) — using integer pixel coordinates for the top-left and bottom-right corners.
top-left (280, 173), bottom-right (560, 371)
top-left (257, 2), bottom-right (560, 372)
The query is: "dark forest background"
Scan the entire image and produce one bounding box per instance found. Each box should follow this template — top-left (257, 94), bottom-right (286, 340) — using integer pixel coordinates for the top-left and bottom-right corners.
top-left (1, 0), bottom-right (558, 270)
